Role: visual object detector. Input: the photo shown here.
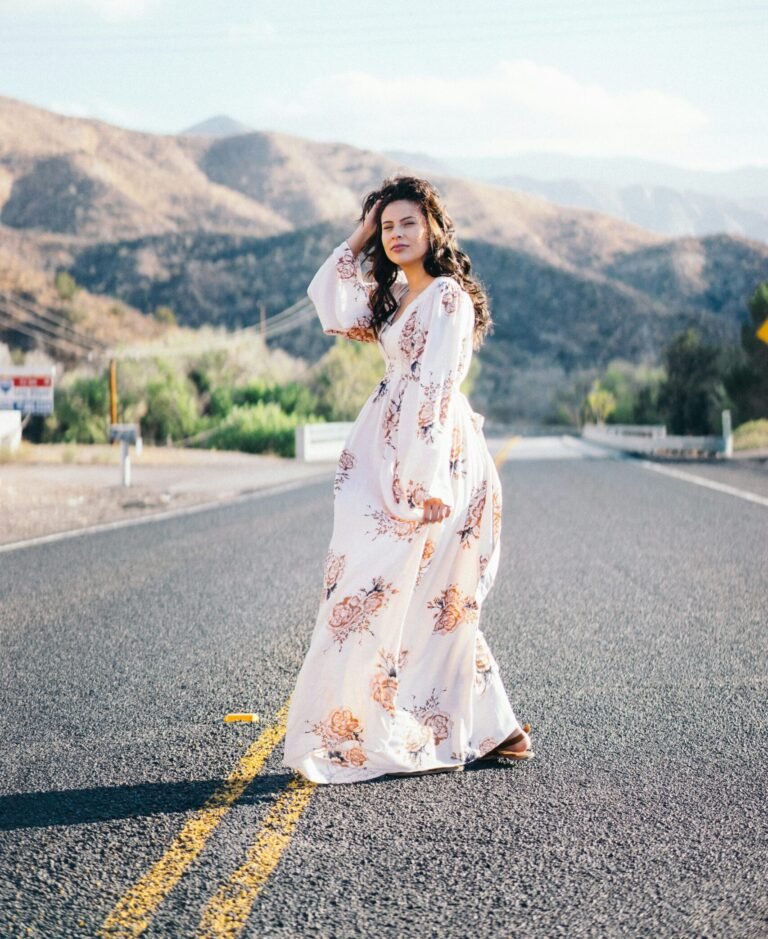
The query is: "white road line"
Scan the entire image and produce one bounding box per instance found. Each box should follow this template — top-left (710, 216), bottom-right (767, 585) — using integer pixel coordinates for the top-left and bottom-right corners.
top-left (0, 472), bottom-right (334, 555)
top-left (639, 459), bottom-right (768, 509)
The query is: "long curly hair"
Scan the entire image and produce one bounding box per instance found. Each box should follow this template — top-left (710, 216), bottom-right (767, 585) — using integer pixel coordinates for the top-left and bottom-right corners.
top-left (359, 176), bottom-right (492, 348)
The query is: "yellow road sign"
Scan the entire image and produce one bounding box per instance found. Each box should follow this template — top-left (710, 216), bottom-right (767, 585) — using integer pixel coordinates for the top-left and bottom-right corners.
top-left (758, 318), bottom-right (768, 344)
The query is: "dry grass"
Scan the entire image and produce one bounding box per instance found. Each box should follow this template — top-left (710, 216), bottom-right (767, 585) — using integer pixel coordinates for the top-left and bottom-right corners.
top-left (733, 419), bottom-right (768, 451)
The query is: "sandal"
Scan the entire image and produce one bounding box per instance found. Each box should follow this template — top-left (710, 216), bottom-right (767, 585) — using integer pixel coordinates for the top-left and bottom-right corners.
top-left (479, 723), bottom-right (534, 761)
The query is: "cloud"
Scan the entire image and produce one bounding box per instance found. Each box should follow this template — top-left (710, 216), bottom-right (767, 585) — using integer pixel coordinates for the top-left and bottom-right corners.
top-left (1, 0), bottom-right (158, 20)
top-left (254, 59), bottom-right (710, 163)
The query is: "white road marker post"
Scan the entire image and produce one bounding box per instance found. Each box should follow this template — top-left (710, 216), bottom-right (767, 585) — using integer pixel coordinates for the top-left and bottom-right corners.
top-left (722, 409), bottom-right (733, 458)
top-left (108, 423), bottom-right (142, 488)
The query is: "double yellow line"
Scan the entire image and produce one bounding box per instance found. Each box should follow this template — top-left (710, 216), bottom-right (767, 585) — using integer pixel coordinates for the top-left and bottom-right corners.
top-left (100, 435), bottom-right (522, 938)
top-left (99, 701), bottom-right (316, 938)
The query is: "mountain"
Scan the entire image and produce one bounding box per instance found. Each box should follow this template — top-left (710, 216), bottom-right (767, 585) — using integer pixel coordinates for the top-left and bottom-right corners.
top-left (390, 150), bottom-right (768, 242)
top-left (181, 115), bottom-right (255, 137)
top-left (1, 94), bottom-right (766, 421)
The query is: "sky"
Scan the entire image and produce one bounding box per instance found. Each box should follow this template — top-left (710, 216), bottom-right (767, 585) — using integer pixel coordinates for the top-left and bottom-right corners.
top-left (0, 0), bottom-right (766, 171)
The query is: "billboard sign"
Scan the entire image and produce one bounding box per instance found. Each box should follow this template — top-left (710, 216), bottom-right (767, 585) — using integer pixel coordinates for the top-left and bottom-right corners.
top-left (0, 367), bottom-right (55, 415)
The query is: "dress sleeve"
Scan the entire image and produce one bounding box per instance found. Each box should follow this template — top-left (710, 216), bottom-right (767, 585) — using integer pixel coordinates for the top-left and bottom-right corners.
top-left (307, 241), bottom-right (377, 343)
top-left (392, 278), bottom-right (473, 516)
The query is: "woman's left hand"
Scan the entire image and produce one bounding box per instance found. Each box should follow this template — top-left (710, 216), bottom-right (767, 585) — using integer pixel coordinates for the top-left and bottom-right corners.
top-left (422, 497), bottom-right (451, 524)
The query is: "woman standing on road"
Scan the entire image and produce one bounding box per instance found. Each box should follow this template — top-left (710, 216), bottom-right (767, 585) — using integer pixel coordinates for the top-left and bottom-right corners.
top-left (281, 176), bottom-right (533, 784)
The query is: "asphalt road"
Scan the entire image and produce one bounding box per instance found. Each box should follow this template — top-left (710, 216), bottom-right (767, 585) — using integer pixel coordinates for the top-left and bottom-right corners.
top-left (1, 441), bottom-right (766, 938)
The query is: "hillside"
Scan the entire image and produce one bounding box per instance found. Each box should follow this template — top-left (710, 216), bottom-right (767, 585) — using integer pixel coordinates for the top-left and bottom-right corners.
top-left (1, 94), bottom-right (766, 421)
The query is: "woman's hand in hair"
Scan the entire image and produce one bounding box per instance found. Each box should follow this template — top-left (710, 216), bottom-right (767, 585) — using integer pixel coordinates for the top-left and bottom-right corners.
top-left (347, 199), bottom-right (381, 256)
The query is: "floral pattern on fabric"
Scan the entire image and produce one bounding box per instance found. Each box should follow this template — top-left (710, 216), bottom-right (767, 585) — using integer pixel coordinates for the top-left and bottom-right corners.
top-left (306, 706), bottom-right (368, 768)
top-left (370, 646), bottom-right (409, 715)
top-left (416, 537), bottom-right (436, 587)
top-left (457, 481), bottom-right (487, 549)
top-left (323, 550), bottom-right (346, 600)
top-left (427, 584), bottom-right (479, 635)
top-left (335, 449), bottom-right (356, 493)
top-left (283, 241), bottom-right (519, 784)
top-left (398, 309), bottom-right (429, 380)
top-left (328, 577), bottom-right (398, 650)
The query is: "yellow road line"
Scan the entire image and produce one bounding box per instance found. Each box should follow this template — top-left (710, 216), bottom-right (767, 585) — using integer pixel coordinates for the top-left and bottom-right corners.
top-left (196, 775), bottom-right (317, 939)
top-left (494, 435), bottom-right (522, 468)
top-left (99, 702), bottom-right (291, 939)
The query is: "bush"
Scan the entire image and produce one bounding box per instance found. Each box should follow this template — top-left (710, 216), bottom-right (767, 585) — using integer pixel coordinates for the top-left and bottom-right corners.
top-left (43, 374), bottom-right (109, 443)
top-left (733, 418), bottom-right (768, 451)
top-left (232, 379), bottom-right (319, 417)
top-left (141, 364), bottom-right (201, 444)
top-left (311, 339), bottom-right (385, 421)
top-left (54, 270), bottom-right (79, 300)
top-left (201, 402), bottom-right (323, 457)
top-left (659, 328), bottom-right (731, 435)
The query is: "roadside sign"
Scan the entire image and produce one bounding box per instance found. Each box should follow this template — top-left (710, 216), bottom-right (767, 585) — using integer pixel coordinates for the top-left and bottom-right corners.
top-left (0, 367), bottom-right (55, 415)
top-left (757, 317), bottom-right (768, 345)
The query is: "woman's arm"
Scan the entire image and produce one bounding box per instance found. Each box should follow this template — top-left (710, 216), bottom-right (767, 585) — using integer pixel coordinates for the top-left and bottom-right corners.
top-left (306, 202), bottom-right (381, 343)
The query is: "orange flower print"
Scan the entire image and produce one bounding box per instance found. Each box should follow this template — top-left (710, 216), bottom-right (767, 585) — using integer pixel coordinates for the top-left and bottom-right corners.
top-left (334, 448), bottom-right (356, 493)
top-left (329, 706), bottom-right (362, 739)
top-left (345, 323), bottom-right (377, 343)
top-left (346, 747), bottom-right (367, 767)
top-left (403, 688), bottom-right (453, 765)
top-left (449, 426), bottom-right (466, 479)
top-left (427, 584), bottom-right (478, 635)
top-left (492, 489), bottom-right (502, 545)
top-left (399, 310), bottom-right (428, 380)
top-left (323, 550), bottom-right (346, 599)
top-left (439, 279), bottom-right (459, 315)
top-left (366, 508), bottom-right (424, 543)
top-left (478, 737), bottom-right (498, 756)
top-left (415, 537), bottom-right (435, 587)
top-left (457, 481), bottom-right (487, 549)
top-left (423, 711), bottom-right (450, 745)
top-left (307, 705), bottom-right (368, 768)
top-left (479, 554), bottom-right (489, 578)
top-left (475, 632), bottom-right (494, 694)
top-left (370, 647), bottom-right (408, 715)
top-left (416, 382), bottom-right (439, 444)
top-left (392, 461), bottom-right (429, 510)
top-left (328, 576), bottom-right (398, 649)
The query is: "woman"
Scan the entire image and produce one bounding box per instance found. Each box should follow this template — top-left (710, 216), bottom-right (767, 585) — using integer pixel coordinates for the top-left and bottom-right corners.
top-left (281, 176), bottom-right (532, 784)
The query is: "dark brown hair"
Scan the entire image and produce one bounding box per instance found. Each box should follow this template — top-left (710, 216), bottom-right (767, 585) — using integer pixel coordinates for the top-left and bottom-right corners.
top-left (359, 176), bottom-right (492, 348)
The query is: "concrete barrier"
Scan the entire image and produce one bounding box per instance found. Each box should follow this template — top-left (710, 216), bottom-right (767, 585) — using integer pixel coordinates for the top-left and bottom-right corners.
top-left (0, 411), bottom-right (22, 454)
top-left (583, 410), bottom-right (733, 458)
top-left (295, 422), bottom-right (354, 462)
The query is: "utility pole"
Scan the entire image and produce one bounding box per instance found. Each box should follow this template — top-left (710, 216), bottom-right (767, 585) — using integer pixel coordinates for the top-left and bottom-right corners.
top-left (259, 302), bottom-right (266, 342)
top-left (109, 358), bottom-right (118, 429)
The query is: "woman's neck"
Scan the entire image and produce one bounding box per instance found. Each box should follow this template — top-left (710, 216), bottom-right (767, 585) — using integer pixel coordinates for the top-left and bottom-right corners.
top-left (400, 262), bottom-right (435, 294)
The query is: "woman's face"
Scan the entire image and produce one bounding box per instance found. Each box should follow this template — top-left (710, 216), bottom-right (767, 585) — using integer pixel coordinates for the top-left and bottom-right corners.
top-left (380, 199), bottom-right (430, 267)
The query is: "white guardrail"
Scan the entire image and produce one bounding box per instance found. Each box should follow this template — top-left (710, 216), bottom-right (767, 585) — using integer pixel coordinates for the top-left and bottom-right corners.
top-left (582, 409), bottom-right (733, 457)
top-left (295, 422), bottom-right (354, 462)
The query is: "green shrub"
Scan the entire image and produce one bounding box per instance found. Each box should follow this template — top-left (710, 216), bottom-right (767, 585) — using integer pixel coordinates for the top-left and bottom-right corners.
top-left (43, 375), bottom-right (109, 443)
top-left (201, 402), bottom-right (323, 457)
top-left (54, 270), bottom-right (79, 300)
top-left (142, 364), bottom-right (201, 443)
top-left (231, 379), bottom-right (319, 417)
top-left (311, 339), bottom-right (385, 421)
top-left (733, 418), bottom-right (768, 451)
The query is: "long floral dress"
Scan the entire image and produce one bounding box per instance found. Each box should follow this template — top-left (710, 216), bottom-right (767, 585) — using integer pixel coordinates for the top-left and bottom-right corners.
top-left (281, 241), bottom-right (521, 784)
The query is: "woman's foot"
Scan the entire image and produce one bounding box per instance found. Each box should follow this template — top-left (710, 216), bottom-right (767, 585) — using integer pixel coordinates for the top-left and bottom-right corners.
top-left (480, 723), bottom-right (534, 761)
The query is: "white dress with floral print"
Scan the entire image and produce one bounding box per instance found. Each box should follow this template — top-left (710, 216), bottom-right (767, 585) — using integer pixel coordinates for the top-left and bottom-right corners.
top-left (281, 241), bottom-right (520, 784)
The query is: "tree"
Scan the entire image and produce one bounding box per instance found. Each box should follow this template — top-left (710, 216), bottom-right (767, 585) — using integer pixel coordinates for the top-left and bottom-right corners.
top-left (584, 381), bottom-right (616, 424)
top-left (54, 271), bottom-right (79, 300)
top-left (658, 328), bottom-right (730, 435)
top-left (724, 282), bottom-right (768, 422)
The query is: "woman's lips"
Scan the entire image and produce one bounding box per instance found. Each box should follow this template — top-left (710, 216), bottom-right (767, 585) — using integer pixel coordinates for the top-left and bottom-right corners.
top-left (391, 244), bottom-right (407, 252)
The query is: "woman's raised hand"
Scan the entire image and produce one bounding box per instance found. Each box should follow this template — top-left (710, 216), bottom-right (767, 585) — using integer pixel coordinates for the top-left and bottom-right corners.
top-left (347, 199), bottom-right (382, 256)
